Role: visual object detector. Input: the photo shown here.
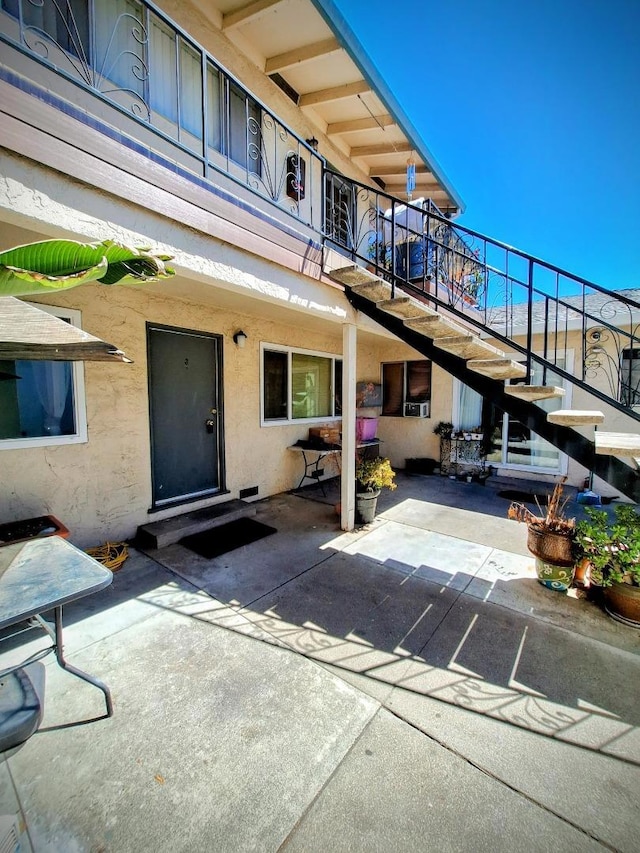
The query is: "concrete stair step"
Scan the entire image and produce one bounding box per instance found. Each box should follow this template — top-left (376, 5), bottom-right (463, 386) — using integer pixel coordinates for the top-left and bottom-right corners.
top-left (377, 296), bottom-right (431, 320)
top-left (547, 409), bottom-right (605, 426)
top-left (467, 359), bottom-right (527, 380)
top-left (404, 314), bottom-right (468, 339)
top-left (328, 265), bottom-right (380, 288)
top-left (136, 499), bottom-right (257, 549)
top-left (504, 385), bottom-right (565, 402)
top-left (434, 335), bottom-right (505, 360)
top-left (329, 266), bottom-right (394, 303)
top-left (351, 280), bottom-right (393, 302)
top-left (595, 432), bottom-right (640, 457)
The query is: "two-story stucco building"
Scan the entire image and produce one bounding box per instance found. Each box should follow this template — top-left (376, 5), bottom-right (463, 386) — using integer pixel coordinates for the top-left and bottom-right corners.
top-left (2, 0), bottom-right (640, 546)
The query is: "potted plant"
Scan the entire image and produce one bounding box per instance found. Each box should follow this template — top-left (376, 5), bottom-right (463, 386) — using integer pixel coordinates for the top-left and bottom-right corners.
top-left (433, 421), bottom-right (454, 439)
top-left (355, 456), bottom-right (396, 524)
top-left (508, 479), bottom-right (576, 590)
top-left (573, 505), bottom-right (640, 626)
top-left (366, 233), bottom-right (391, 273)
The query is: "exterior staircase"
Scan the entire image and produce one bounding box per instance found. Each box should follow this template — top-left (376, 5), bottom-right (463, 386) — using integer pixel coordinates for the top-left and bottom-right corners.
top-left (327, 262), bottom-right (640, 502)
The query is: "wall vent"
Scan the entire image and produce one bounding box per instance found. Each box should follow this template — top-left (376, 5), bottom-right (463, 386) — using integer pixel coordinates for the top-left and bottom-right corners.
top-left (239, 486), bottom-right (259, 499)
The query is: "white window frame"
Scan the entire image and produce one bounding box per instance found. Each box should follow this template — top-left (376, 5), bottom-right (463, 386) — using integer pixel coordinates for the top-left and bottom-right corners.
top-left (260, 342), bottom-right (342, 426)
top-left (0, 304), bottom-right (88, 450)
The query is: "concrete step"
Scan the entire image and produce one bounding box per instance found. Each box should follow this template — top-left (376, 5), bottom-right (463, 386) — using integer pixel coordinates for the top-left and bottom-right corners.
top-left (328, 265), bottom-right (381, 288)
top-left (504, 385), bottom-right (565, 402)
top-left (467, 359), bottom-right (527, 380)
top-left (350, 280), bottom-right (393, 302)
top-left (434, 335), bottom-right (505, 360)
top-left (595, 432), bottom-right (640, 457)
top-left (136, 499), bottom-right (257, 549)
top-left (547, 409), bottom-right (605, 426)
top-left (404, 314), bottom-right (469, 339)
top-left (377, 296), bottom-right (431, 320)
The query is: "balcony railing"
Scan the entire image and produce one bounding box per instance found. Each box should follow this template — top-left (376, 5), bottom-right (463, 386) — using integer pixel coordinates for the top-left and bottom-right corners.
top-left (0, 0), bottom-right (323, 228)
top-left (324, 168), bottom-right (640, 422)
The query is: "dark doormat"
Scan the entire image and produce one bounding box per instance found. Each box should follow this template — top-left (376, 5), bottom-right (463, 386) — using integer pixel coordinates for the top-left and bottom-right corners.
top-left (498, 489), bottom-right (549, 505)
top-left (180, 518), bottom-right (277, 559)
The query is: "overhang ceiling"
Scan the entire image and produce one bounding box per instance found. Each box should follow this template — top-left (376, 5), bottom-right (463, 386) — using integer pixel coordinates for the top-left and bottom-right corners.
top-left (205, 0), bottom-right (464, 214)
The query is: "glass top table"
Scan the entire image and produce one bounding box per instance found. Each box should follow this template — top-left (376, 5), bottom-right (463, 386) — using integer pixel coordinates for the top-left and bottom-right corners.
top-left (0, 536), bottom-right (114, 717)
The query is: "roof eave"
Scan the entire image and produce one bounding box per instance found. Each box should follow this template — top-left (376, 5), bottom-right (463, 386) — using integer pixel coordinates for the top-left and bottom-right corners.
top-left (309, 0), bottom-right (465, 214)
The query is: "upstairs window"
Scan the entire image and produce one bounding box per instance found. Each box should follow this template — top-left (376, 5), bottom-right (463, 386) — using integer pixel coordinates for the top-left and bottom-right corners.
top-left (381, 360), bottom-right (431, 416)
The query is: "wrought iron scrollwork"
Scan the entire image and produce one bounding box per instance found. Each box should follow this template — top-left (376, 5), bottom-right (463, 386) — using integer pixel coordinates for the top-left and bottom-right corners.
top-left (13, 0), bottom-right (150, 119)
top-left (324, 178), bottom-right (379, 261)
top-left (586, 326), bottom-right (633, 403)
top-left (584, 296), bottom-right (640, 404)
top-left (247, 112), bottom-right (301, 214)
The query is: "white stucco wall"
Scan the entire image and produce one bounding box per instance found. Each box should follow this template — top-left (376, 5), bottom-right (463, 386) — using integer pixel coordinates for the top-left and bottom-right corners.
top-left (0, 276), bottom-right (354, 546)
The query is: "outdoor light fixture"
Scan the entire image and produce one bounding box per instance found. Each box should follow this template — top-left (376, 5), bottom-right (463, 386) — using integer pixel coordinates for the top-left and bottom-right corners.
top-left (233, 330), bottom-right (247, 348)
top-left (305, 137), bottom-right (319, 151)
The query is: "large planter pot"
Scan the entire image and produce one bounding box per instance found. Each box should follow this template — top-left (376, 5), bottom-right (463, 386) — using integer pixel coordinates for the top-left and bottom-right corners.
top-left (535, 557), bottom-right (575, 592)
top-left (603, 581), bottom-right (640, 627)
top-left (527, 526), bottom-right (574, 567)
top-left (355, 490), bottom-right (380, 525)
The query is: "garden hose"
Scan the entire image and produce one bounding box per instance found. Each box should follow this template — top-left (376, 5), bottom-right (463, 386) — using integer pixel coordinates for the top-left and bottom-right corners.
top-left (85, 541), bottom-right (129, 572)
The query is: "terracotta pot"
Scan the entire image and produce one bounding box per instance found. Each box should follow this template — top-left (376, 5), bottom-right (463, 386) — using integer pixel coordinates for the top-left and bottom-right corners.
top-left (573, 557), bottom-right (591, 587)
top-left (527, 526), bottom-right (574, 567)
top-left (604, 581), bottom-right (640, 627)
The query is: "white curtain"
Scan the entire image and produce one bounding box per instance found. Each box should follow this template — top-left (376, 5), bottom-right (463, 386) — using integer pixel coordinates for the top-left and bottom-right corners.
top-left (29, 361), bottom-right (72, 435)
top-left (94, 0), bottom-right (144, 96)
top-left (457, 382), bottom-right (482, 430)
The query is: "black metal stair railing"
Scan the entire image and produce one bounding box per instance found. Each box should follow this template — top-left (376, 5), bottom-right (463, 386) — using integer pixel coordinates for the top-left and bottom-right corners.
top-left (323, 167), bottom-right (640, 424)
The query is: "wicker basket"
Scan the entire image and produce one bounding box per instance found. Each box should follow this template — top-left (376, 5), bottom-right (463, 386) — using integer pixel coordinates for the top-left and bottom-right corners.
top-left (527, 525), bottom-right (574, 567)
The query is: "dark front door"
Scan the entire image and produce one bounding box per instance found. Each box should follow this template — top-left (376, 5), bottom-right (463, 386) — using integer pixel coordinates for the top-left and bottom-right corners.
top-left (148, 325), bottom-right (223, 507)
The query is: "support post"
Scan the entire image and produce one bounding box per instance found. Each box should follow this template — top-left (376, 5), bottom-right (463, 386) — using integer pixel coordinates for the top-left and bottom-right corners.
top-left (341, 323), bottom-right (357, 531)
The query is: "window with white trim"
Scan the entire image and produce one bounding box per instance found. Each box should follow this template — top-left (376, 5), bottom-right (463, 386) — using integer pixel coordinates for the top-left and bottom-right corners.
top-left (261, 344), bottom-right (342, 424)
top-left (0, 305), bottom-right (87, 449)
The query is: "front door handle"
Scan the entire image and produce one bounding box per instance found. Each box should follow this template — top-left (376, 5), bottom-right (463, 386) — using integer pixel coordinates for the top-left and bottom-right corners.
top-left (205, 418), bottom-right (215, 433)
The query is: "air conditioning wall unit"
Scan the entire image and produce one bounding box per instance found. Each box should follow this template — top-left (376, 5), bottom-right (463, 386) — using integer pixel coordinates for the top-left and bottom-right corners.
top-left (404, 401), bottom-right (430, 418)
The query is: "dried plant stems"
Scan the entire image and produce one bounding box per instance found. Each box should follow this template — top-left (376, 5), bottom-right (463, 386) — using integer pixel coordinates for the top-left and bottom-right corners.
top-left (507, 477), bottom-right (575, 534)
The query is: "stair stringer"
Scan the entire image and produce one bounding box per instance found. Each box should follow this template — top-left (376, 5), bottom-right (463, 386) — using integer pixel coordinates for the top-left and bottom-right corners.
top-left (347, 288), bottom-right (640, 502)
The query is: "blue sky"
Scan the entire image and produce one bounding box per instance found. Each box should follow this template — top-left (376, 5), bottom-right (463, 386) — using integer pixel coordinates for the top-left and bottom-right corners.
top-left (333, 0), bottom-right (640, 291)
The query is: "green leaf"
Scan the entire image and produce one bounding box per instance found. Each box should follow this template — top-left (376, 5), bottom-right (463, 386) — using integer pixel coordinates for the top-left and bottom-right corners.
top-left (0, 239), bottom-right (174, 295)
top-left (97, 241), bottom-right (175, 285)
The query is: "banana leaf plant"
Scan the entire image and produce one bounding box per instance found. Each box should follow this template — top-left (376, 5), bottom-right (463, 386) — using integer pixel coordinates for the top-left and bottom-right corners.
top-left (0, 239), bottom-right (175, 296)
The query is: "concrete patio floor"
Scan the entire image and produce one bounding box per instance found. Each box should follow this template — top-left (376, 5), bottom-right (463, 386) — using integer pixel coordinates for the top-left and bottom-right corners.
top-left (1, 473), bottom-right (639, 852)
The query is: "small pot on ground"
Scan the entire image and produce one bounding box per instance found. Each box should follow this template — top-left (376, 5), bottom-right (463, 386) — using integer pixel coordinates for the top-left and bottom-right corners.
top-left (355, 490), bottom-right (380, 525)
